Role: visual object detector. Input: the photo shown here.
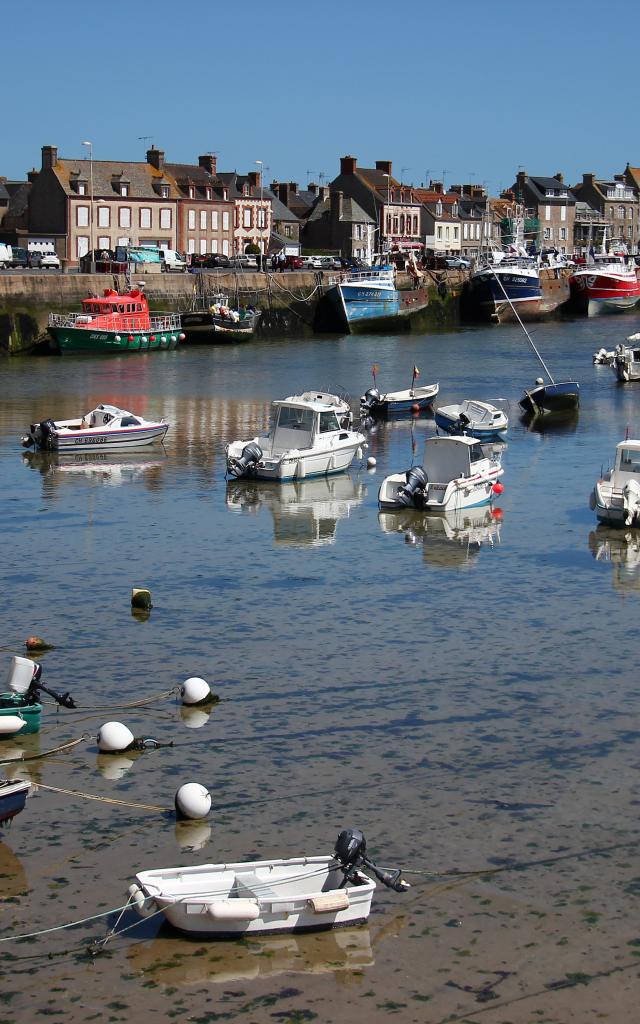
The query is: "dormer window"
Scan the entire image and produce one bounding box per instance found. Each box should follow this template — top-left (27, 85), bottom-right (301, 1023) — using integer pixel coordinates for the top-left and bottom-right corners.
top-left (206, 187), bottom-right (211, 200)
top-left (188, 186), bottom-right (195, 199)
top-left (452, 203), bottom-right (458, 216)
top-left (242, 183), bottom-right (249, 196)
top-left (160, 185), bottom-right (169, 198)
top-left (120, 184), bottom-right (129, 197)
top-left (436, 201), bottom-right (443, 217)
top-left (77, 181), bottom-right (87, 195)
top-left (223, 187), bottom-right (229, 200)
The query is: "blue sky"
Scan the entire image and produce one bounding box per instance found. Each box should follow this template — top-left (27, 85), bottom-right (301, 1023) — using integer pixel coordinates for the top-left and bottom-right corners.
top-left (4, 0), bottom-right (639, 195)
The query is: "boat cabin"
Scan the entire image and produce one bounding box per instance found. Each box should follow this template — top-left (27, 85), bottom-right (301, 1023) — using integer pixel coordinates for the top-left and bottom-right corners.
top-left (267, 400), bottom-right (346, 455)
top-left (613, 441), bottom-right (640, 481)
top-left (422, 436), bottom-right (487, 482)
top-left (459, 400), bottom-right (505, 428)
top-left (78, 289), bottom-right (151, 332)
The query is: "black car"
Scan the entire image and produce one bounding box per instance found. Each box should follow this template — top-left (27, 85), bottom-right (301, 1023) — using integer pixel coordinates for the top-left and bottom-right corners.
top-left (189, 253), bottom-right (231, 270)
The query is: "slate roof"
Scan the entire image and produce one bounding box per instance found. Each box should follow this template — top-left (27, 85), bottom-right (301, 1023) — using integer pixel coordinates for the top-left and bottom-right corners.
top-left (263, 190), bottom-right (300, 223)
top-left (515, 175), bottom-right (576, 205)
top-left (306, 194), bottom-right (375, 224)
top-left (50, 158), bottom-right (181, 199)
top-left (0, 181), bottom-right (9, 203)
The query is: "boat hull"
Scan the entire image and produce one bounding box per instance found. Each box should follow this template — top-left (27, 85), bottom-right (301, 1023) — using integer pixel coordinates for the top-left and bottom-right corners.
top-left (519, 381), bottom-right (580, 414)
top-left (434, 408), bottom-right (507, 439)
top-left (379, 468), bottom-right (502, 513)
top-left (327, 284), bottom-right (428, 333)
top-left (568, 272), bottom-right (640, 316)
top-left (0, 780), bottom-right (30, 825)
top-left (465, 268), bottom-right (542, 320)
top-left (34, 423), bottom-right (169, 453)
top-left (236, 443), bottom-right (362, 482)
top-left (48, 326), bottom-right (180, 354)
top-left (181, 310), bottom-right (261, 342)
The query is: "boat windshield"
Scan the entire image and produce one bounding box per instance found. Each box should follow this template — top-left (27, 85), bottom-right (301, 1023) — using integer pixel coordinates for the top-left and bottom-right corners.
top-left (275, 406), bottom-right (315, 432)
top-left (618, 448), bottom-right (640, 473)
top-left (318, 411), bottom-right (340, 432)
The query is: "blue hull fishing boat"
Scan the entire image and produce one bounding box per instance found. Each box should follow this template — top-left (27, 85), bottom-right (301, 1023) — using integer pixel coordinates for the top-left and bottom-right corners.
top-left (0, 779), bottom-right (30, 825)
top-left (519, 379), bottom-right (579, 414)
top-left (466, 259), bottom-right (542, 321)
top-left (327, 266), bottom-right (428, 333)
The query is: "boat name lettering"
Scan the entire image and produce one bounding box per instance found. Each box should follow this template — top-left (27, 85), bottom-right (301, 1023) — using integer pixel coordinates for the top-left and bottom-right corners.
top-left (89, 333), bottom-right (109, 340)
top-left (74, 436), bottom-right (108, 445)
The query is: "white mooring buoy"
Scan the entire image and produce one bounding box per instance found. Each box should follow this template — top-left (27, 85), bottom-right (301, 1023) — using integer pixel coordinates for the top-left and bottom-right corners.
top-left (174, 782), bottom-right (211, 820)
top-left (180, 676), bottom-right (213, 706)
top-left (97, 721), bottom-right (135, 753)
top-left (367, 456), bottom-right (377, 469)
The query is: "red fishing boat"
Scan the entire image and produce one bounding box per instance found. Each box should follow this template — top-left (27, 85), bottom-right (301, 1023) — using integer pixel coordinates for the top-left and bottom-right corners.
top-left (568, 255), bottom-right (640, 316)
top-left (48, 288), bottom-right (184, 353)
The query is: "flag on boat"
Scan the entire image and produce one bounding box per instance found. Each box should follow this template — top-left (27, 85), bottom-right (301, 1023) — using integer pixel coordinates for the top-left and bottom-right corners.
top-left (413, 365), bottom-right (420, 378)
top-left (372, 364), bottom-right (380, 383)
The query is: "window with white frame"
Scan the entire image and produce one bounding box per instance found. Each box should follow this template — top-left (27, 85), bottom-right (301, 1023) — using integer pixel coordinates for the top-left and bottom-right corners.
top-left (188, 187), bottom-right (195, 199)
top-left (188, 238), bottom-right (195, 254)
top-left (222, 211), bottom-right (229, 230)
top-left (76, 235), bottom-right (89, 257)
top-left (76, 205), bottom-right (89, 227)
top-left (117, 236), bottom-right (129, 246)
top-left (140, 207), bottom-right (151, 229)
top-left (77, 183), bottom-right (86, 195)
top-left (243, 207), bottom-right (252, 228)
top-left (454, 226), bottom-right (459, 240)
top-left (257, 208), bottom-right (266, 228)
top-left (545, 205), bottom-right (551, 220)
top-left (160, 208), bottom-right (172, 229)
top-left (206, 188), bottom-right (212, 200)
top-left (188, 210), bottom-right (196, 230)
top-left (200, 239), bottom-right (207, 254)
top-left (543, 227), bottom-right (551, 239)
top-left (561, 206), bottom-right (566, 221)
top-left (210, 239), bottom-right (218, 253)
top-left (98, 236), bottom-right (110, 250)
top-left (222, 239), bottom-right (229, 255)
top-left (97, 205), bottom-right (110, 227)
top-left (445, 226), bottom-right (450, 240)
top-left (437, 226), bottom-right (442, 240)
top-left (119, 207), bottom-right (131, 228)
top-left (560, 227), bottom-right (567, 240)
top-left (160, 185), bottom-right (169, 198)
top-left (200, 210), bottom-right (207, 230)
top-left (475, 224), bottom-right (481, 239)
top-left (211, 210), bottom-right (219, 229)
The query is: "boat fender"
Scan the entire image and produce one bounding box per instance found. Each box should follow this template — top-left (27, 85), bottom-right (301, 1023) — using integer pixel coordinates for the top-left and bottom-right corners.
top-left (0, 715), bottom-right (26, 736)
top-left (128, 883), bottom-right (157, 918)
top-left (206, 899), bottom-right (260, 922)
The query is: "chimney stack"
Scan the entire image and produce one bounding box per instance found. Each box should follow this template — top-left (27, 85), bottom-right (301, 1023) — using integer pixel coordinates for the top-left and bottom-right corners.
top-left (248, 170), bottom-right (261, 189)
top-left (555, 172), bottom-right (564, 184)
top-left (307, 182), bottom-right (318, 195)
top-left (198, 153), bottom-right (217, 175)
top-left (147, 146), bottom-right (165, 171)
top-left (27, 168), bottom-right (40, 184)
top-left (583, 172), bottom-right (595, 187)
top-left (330, 189), bottom-right (344, 221)
top-left (340, 155), bottom-right (357, 175)
top-left (376, 160), bottom-right (392, 175)
top-left (41, 145), bottom-right (58, 170)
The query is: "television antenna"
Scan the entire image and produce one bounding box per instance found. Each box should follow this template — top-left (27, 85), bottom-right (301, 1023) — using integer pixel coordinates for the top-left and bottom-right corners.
top-left (138, 136), bottom-right (153, 155)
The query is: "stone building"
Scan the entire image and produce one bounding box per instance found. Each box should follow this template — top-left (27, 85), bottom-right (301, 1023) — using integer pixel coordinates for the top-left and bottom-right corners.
top-left (510, 172), bottom-right (575, 253)
top-left (571, 172), bottom-right (638, 253)
top-left (329, 156), bottom-right (422, 256)
top-left (412, 184), bottom-right (462, 255)
top-left (303, 190), bottom-right (376, 260)
top-left (153, 149), bottom-right (235, 257)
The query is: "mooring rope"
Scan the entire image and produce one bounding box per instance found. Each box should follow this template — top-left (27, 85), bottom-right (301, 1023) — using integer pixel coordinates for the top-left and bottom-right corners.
top-left (0, 735), bottom-right (86, 765)
top-left (34, 783), bottom-right (169, 813)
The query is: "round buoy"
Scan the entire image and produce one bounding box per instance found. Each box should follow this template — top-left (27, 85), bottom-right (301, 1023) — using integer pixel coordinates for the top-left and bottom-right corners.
top-left (97, 721), bottom-right (134, 753)
top-left (115, 334), bottom-right (121, 342)
top-left (25, 636), bottom-right (53, 652)
top-left (150, 335), bottom-right (156, 343)
top-left (128, 334), bottom-right (134, 343)
top-left (180, 676), bottom-right (212, 706)
top-left (411, 403), bottom-right (420, 413)
top-left (175, 783), bottom-right (211, 820)
top-left (131, 588), bottom-right (152, 610)
top-left (367, 456), bottom-right (377, 469)
top-left (178, 333), bottom-right (186, 341)
top-left (492, 482), bottom-right (505, 495)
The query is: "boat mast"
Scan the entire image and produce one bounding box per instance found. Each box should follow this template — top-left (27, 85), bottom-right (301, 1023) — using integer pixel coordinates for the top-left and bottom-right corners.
top-left (490, 267), bottom-right (556, 383)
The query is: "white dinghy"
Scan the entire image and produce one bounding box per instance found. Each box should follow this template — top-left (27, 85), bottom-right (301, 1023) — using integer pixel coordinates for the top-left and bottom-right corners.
top-left (435, 399), bottom-right (508, 439)
top-left (129, 828), bottom-right (409, 938)
top-left (225, 396), bottom-right (365, 481)
top-left (378, 435), bottom-right (504, 512)
top-left (592, 439), bottom-right (640, 526)
top-left (22, 404), bottom-right (169, 453)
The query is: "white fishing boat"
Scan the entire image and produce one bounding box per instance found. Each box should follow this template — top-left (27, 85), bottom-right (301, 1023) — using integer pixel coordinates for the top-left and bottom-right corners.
top-left (22, 404), bottom-right (169, 453)
top-left (225, 396), bottom-right (365, 481)
top-left (286, 390), bottom-right (353, 428)
top-left (378, 435), bottom-right (504, 512)
top-left (360, 383), bottom-right (439, 419)
top-left (612, 336), bottom-right (640, 382)
top-left (591, 439), bottom-right (640, 526)
top-left (435, 399), bottom-right (508, 439)
top-left (129, 828), bottom-right (409, 938)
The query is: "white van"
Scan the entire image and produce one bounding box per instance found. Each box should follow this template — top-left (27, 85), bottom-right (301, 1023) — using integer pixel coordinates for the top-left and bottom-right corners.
top-left (0, 243), bottom-right (12, 269)
top-left (160, 249), bottom-right (188, 273)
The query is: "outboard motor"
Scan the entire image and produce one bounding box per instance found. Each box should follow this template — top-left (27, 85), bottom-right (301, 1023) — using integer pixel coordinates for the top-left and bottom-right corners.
top-left (360, 388), bottom-right (381, 417)
top-left (7, 656), bottom-right (76, 709)
top-left (454, 412), bottom-right (471, 434)
top-left (38, 419), bottom-right (57, 450)
top-left (227, 441), bottom-right (263, 479)
top-left (334, 828), bottom-right (410, 893)
top-left (397, 466), bottom-right (427, 508)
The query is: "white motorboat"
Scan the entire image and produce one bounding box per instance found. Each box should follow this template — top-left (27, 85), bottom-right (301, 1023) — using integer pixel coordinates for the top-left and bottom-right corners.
top-left (225, 396), bottom-right (365, 481)
top-left (591, 439), bottom-right (640, 526)
top-left (129, 828), bottom-right (409, 938)
top-left (286, 390), bottom-right (353, 428)
top-left (22, 404), bottom-right (169, 453)
top-left (360, 382), bottom-right (439, 419)
top-left (612, 336), bottom-right (640, 382)
top-left (378, 435), bottom-right (504, 512)
top-left (435, 399), bottom-right (508, 439)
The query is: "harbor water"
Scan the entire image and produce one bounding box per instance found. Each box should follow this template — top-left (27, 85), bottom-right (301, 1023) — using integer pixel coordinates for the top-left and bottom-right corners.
top-left (1, 313), bottom-right (639, 1022)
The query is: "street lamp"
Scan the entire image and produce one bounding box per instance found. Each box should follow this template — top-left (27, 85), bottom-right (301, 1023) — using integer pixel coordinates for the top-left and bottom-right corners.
top-left (82, 141), bottom-right (94, 271)
top-left (256, 159), bottom-right (264, 260)
top-left (382, 173), bottom-right (391, 254)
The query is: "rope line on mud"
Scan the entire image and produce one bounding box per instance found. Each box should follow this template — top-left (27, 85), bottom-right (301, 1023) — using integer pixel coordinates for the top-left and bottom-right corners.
top-left (34, 783), bottom-right (169, 813)
top-left (0, 736), bottom-right (86, 765)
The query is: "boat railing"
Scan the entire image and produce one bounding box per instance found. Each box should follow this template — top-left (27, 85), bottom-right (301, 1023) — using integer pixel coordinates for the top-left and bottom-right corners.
top-left (48, 312), bottom-right (182, 331)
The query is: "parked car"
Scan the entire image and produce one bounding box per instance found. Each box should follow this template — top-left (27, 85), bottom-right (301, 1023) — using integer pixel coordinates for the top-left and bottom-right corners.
top-left (40, 252), bottom-right (60, 270)
top-left (284, 255), bottom-right (304, 270)
top-left (27, 251), bottom-right (43, 268)
top-left (9, 246), bottom-right (29, 269)
top-left (230, 254), bottom-right (258, 269)
top-left (443, 256), bottom-right (471, 269)
top-left (161, 249), bottom-right (188, 272)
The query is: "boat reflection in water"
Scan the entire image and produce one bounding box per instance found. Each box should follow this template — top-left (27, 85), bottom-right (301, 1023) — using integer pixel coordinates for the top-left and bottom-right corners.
top-left (0, 842), bottom-right (28, 900)
top-left (22, 450), bottom-right (168, 490)
top-left (521, 408), bottom-right (579, 435)
top-left (225, 475), bottom-right (367, 547)
top-left (588, 526), bottom-right (640, 593)
top-left (128, 925), bottom-right (373, 987)
top-left (379, 504), bottom-right (503, 569)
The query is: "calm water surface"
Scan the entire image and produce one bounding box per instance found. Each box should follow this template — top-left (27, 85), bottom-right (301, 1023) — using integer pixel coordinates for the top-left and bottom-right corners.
top-left (1, 314), bottom-right (639, 1023)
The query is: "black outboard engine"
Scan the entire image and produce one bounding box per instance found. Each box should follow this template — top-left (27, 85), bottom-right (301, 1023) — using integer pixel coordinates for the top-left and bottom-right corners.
top-left (6, 657), bottom-right (76, 709)
top-left (39, 419), bottom-right (57, 450)
top-left (227, 441), bottom-right (263, 478)
top-left (334, 828), bottom-right (410, 893)
top-left (360, 388), bottom-right (381, 417)
top-left (397, 465), bottom-right (427, 508)
top-left (454, 412), bottom-right (471, 434)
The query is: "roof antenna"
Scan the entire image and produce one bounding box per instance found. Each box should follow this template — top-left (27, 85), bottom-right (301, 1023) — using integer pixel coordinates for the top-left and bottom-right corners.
top-left (139, 136), bottom-right (153, 157)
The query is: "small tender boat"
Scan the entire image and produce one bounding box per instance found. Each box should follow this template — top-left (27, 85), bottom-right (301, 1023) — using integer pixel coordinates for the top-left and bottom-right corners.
top-left (519, 378), bottom-right (580, 415)
top-left (22, 404), bottom-right (169, 452)
top-left (225, 395), bottom-right (365, 481)
top-left (591, 439), bottom-right (640, 526)
top-left (360, 383), bottom-right (439, 419)
top-left (181, 294), bottom-right (261, 342)
top-left (0, 779), bottom-right (30, 826)
top-left (612, 336), bottom-right (640, 382)
top-left (378, 435), bottom-right (504, 512)
top-left (129, 828), bottom-right (409, 938)
top-left (47, 288), bottom-right (184, 353)
top-left (435, 399), bottom-right (508, 438)
top-left (0, 657), bottom-right (76, 739)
